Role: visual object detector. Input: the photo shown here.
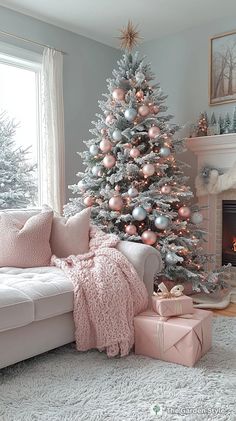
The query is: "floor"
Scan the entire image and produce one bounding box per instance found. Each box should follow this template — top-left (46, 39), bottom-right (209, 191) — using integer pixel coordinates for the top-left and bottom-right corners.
top-left (212, 302), bottom-right (236, 317)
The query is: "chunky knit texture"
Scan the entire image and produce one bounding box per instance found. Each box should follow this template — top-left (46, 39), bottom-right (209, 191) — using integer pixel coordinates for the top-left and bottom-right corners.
top-left (51, 226), bottom-right (148, 357)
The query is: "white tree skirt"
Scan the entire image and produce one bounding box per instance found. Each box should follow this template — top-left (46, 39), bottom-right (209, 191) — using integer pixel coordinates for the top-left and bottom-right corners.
top-left (193, 288), bottom-right (236, 309)
top-left (0, 317), bottom-right (235, 421)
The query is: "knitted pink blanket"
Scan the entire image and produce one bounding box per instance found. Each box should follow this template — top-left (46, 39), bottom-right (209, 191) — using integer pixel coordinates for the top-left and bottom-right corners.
top-left (51, 226), bottom-right (148, 357)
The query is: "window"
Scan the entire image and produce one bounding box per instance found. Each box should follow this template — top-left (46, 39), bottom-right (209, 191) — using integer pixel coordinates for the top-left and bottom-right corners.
top-left (0, 42), bottom-right (41, 209)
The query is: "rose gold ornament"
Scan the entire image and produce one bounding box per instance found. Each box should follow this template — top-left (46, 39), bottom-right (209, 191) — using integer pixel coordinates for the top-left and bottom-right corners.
top-left (105, 114), bottom-right (115, 125)
top-left (108, 195), bottom-right (123, 211)
top-left (103, 155), bottom-right (116, 168)
top-left (100, 138), bottom-right (112, 153)
top-left (101, 128), bottom-right (107, 135)
top-left (115, 185), bottom-right (120, 192)
top-left (130, 148), bottom-right (140, 158)
top-left (151, 105), bottom-right (160, 114)
top-left (142, 163), bottom-right (155, 177)
top-left (84, 196), bottom-right (94, 207)
top-left (125, 224), bottom-right (137, 235)
top-left (138, 105), bottom-right (149, 117)
top-left (141, 230), bottom-right (157, 245)
top-left (178, 206), bottom-right (191, 219)
top-left (148, 126), bottom-right (161, 139)
top-left (161, 185), bottom-right (172, 194)
top-left (136, 90), bottom-right (144, 100)
top-left (112, 88), bottom-right (125, 101)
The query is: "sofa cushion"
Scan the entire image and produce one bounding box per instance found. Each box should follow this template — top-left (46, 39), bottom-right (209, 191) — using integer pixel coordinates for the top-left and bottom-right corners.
top-left (0, 267), bottom-right (73, 332)
top-left (0, 210), bottom-right (53, 268)
top-left (50, 208), bottom-right (91, 258)
top-left (0, 284), bottom-right (34, 332)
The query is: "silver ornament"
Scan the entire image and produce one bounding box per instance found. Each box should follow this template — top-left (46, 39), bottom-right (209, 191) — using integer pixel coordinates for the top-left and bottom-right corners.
top-left (135, 71), bottom-right (145, 84)
top-left (89, 145), bottom-right (99, 156)
top-left (124, 108), bottom-right (137, 122)
top-left (128, 187), bottom-right (139, 198)
top-left (112, 129), bottom-right (122, 141)
top-left (191, 212), bottom-right (203, 225)
top-left (165, 251), bottom-right (178, 265)
top-left (154, 215), bottom-right (169, 230)
top-left (92, 165), bottom-right (102, 176)
top-left (160, 147), bottom-right (171, 157)
top-left (132, 206), bottom-right (147, 221)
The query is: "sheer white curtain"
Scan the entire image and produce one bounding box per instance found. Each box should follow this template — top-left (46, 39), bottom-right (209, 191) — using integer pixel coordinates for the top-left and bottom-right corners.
top-left (40, 47), bottom-right (65, 215)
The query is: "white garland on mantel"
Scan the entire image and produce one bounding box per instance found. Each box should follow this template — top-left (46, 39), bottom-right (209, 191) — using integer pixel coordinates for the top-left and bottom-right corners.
top-left (196, 160), bottom-right (236, 196)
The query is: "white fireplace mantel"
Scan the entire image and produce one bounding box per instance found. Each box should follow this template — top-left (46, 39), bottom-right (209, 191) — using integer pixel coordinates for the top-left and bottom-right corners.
top-left (187, 133), bottom-right (236, 171)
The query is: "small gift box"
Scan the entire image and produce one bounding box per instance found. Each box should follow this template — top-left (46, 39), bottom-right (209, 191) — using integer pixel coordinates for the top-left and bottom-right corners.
top-left (134, 309), bottom-right (212, 367)
top-left (152, 282), bottom-right (193, 317)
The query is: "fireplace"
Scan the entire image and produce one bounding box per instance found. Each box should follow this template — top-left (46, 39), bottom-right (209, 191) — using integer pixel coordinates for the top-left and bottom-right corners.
top-left (222, 200), bottom-right (236, 266)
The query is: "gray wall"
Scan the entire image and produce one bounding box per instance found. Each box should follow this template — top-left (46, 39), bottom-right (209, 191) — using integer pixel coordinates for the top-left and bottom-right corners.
top-left (140, 17), bottom-right (236, 191)
top-left (0, 6), bottom-right (119, 200)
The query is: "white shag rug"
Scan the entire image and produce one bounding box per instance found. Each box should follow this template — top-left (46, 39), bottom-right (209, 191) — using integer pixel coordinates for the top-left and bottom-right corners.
top-left (0, 317), bottom-right (235, 421)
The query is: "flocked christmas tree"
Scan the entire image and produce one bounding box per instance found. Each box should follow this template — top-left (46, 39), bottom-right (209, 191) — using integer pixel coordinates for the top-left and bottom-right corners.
top-left (0, 111), bottom-right (37, 209)
top-left (65, 22), bottom-right (226, 293)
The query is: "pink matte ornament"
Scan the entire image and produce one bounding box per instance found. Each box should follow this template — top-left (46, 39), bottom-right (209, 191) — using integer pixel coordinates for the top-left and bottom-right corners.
top-left (109, 195), bottom-right (123, 211)
top-left (125, 224), bottom-right (137, 235)
top-left (178, 206), bottom-right (191, 219)
top-left (115, 185), bottom-right (120, 192)
top-left (105, 114), bottom-right (115, 125)
top-left (161, 185), bottom-right (172, 194)
top-left (112, 88), bottom-right (125, 101)
top-left (141, 230), bottom-right (157, 245)
top-left (103, 155), bottom-right (116, 168)
top-left (100, 138), bottom-right (112, 153)
top-left (84, 196), bottom-right (94, 207)
top-left (138, 105), bottom-right (149, 117)
top-left (148, 126), bottom-right (161, 138)
top-left (130, 148), bottom-right (140, 158)
top-left (143, 163), bottom-right (155, 177)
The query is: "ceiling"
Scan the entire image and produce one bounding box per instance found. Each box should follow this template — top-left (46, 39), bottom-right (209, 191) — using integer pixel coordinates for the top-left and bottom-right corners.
top-left (0, 0), bottom-right (236, 48)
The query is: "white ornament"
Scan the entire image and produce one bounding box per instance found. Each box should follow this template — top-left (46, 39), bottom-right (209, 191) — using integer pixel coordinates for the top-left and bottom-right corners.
top-left (124, 108), bottom-right (137, 122)
top-left (92, 165), bottom-right (102, 176)
top-left (166, 251), bottom-right (178, 265)
top-left (112, 129), bottom-right (122, 141)
top-left (128, 187), bottom-right (139, 197)
top-left (154, 215), bottom-right (169, 230)
top-left (89, 145), bottom-right (99, 156)
top-left (160, 147), bottom-right (171, 157)
top-left (135, 71), bottom-right (145, 84)
top-left (132, 206), bottom-right (147, 221)
top-left (191, 212), bottom-right (203, 225)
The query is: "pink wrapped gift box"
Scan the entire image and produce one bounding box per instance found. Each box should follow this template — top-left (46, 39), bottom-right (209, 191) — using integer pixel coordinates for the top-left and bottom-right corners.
top-left (134, 309), bottom-right (212, 367)
top-left (152, 294), bottom-right (194, 317)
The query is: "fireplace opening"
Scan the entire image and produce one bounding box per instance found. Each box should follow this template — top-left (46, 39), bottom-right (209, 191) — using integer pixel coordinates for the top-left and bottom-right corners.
top-left (222, 200), bottom-right (236, 266)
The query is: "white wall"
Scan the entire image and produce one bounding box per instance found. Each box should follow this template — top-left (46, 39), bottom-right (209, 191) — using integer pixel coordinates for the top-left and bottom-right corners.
top-left (0, 6), bottom-right (119, 200)
top-left (140, 16), bottom-right (236, 191)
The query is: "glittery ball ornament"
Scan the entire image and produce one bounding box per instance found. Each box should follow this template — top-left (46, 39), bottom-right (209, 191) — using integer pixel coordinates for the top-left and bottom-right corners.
top-left (132, 206), bottom-right (147, 221)
top-left (89, 145), bottom-right (99, 156)
top-left (84, 196), bottom-right (94, 207)
top-left (191, 211), bottom-right (203, 225)
top-left (135, 71), bottom-right (145, 84)
top-left (136, 90), bottom-right (144, 100)
top-left (103, 155), bottom-right (116, 169)
top-left (138, 105), bottom-right (149, 117)
top-left (160, 147), bottom-right (171, 157)
top-left (112, 88), bottom-right (125, 101)
top-left (128, 187), bottom-right (139, 197)
top-left (178, 206), bottom-right (191, 219)
top-left (112, 129), bottom-right (122, 141)
top-left (154, 215), bottom-right (169, 230)
top-left (143, 164), bottom-right (155, 177)
top-left (141, 230), bottom-right (157, 245)
top-left (99, 138), bottom-right (112, 153)
top-left (161, 185), bottom-right (172, 194)
top-left (166, 251), bottom-right (178, 265)
top-left (124, 108), bottom-right (137, 122)
top-left (105, 114), bottom-right (115, 125)
top-left (109, 195), bottom-right (123, 211)
top-left (130, 148), bottom-right (140, 158)
top-left (92, 165), bottom-right (102, 177)
top-left (148, 126), bottom-right (161, 139)
top-left (125, 224), bottom-right (137, 235)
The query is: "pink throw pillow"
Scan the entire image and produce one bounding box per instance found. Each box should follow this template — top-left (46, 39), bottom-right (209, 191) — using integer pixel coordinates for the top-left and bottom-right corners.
top-left (50, 208), bottom-right (91, 258)
top-left (0, 210), bottom-right (53, 267)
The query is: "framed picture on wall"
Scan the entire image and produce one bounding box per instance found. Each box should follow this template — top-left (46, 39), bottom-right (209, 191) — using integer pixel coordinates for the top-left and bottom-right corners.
top-left (209, 30), bottom-right (236, 105)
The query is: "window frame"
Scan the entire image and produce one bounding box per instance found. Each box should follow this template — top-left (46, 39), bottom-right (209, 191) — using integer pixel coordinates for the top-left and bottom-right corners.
top-left (0, 41), bottom-right (42, 209)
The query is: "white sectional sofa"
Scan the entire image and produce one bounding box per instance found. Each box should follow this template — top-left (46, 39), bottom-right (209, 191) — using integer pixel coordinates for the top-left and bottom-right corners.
top-left (0, 210), bottom-right (163, 369)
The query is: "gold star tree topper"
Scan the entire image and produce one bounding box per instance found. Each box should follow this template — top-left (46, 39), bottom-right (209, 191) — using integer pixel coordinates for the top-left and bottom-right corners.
top-left (118, 21), bottom-right (142, 51)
